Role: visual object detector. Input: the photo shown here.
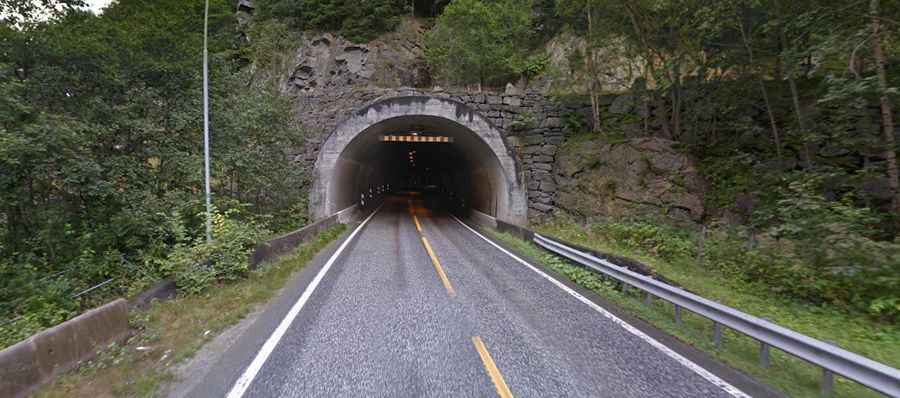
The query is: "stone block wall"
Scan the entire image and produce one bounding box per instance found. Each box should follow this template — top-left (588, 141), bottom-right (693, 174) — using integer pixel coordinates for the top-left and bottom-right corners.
top-left (290, 86), bottom-right (587, 220)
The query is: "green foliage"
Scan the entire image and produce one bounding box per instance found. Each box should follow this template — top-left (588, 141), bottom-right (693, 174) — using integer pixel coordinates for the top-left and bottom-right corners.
top-left (543, 206), bottom-right (900, 320)
top-left (0, 0), bottom-right (85, 25)
top-left (424, 0), bottom-right (534, 86)
top-left (755, 174), bottom-right (900, 317)
top-left (493, 228), bottom-right (899, 398)
top-left (32, 225), bottom-right (346, 397)
top-left (256, 0), bottom-right (409, 43)
top-left (0, 0), bottom-right (310, 345)
top-left (243, 19), bottom-right (298, 75)
top-left (590, 220), bottom-right (696, 261)
top-left (518, 53), bottom-right (551, 79)
top-left (172, 208), bottom-right (270, 295)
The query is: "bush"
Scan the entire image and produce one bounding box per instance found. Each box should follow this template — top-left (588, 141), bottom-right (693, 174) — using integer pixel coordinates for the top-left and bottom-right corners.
top-left (256, 0), bottom-right (408, 43)
top-left (698, 229), bottom-right (900, 320)
top-left (171, 208), bottom-right (270, 295)
top-left (590, 220), bottom-right (696, 261)
top-left (756, 174), bottom-right (900, 319)
top-left (543, 199), bottom-right (900, 320)
top-left (424, 0), bottom-right (533, 86)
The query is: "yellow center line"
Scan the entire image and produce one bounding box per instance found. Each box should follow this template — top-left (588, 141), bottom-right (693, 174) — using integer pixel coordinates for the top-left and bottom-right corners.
top-left (412, 213), bottom-right (423, 233)
top-left (408, 198), bottom-right (455, 297)
top-left (408, 200), bottom-right (423, 232)
top-left (420, 236), bottom-right (456, 297)
top-left (472, 336), bottom-right (514, 398)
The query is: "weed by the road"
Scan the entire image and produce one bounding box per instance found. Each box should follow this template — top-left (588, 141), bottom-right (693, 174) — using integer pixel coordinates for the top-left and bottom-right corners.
top-left (34, 224), bottom-right (346, 398)
top-left (487, 230), bottom-right (899, 398)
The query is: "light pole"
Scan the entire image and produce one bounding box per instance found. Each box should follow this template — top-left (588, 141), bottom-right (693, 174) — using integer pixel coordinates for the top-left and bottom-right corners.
top-left (203, 0), bottom-right (212, 242)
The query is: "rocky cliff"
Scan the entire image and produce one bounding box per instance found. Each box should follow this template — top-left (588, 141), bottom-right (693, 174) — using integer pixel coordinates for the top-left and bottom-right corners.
top-left (264, 19), bottom-right (708, 224)
top-left (556, 136), bottom-right (708, 223)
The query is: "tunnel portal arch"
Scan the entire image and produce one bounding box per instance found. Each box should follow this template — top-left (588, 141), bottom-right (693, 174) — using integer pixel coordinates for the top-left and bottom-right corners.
top-left (310, 95), bottom-right (527, 225)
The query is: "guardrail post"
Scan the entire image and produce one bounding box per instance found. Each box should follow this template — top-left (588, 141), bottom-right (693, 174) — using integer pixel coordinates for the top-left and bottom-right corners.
top-left (713, 321), bottom-right (722, 349)
top-left (821, 368), bottom-right (834, 397)
top-left (643, 291), bottom-right (652, 306)
top-left (758, 317), bottom-right (773, 367)
top-left (674, 304), bottom-right (682, 325)
top-left (759, 341), bottom-right (770, 368)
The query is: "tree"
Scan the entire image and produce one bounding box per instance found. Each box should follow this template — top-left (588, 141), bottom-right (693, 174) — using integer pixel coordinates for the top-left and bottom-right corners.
top-left (424, 0), bottom-right (533, 88)
top-left (557, 0), bottom-right (633, 131)
top-left (869, 0), bottom-right (899, 214)
top-left (256, 0), bottom-right (408, 43)
top-left (0, 0), bottom-right (85, 25)
top-left (773, 0), bottom-right (814, 169)
top-left (0, 0), bottom-right (311, 333)
top-left (733, 1), bottom-right (783, 162)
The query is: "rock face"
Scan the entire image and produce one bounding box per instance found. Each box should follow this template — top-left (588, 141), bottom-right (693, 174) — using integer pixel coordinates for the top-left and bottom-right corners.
top-left (278, 26), bottom-right (586, 220)
top-left (534, 32), bottom-right (643, 95)
top-left (278, 26), bottom-right (706, 223)
top-left (287, 22), bottom-right (428, 94)
top-left (555, 137), bottom-right (707, 223)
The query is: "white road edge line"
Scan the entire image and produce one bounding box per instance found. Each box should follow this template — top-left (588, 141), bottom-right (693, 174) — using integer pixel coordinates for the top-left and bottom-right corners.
top-left (451, 215), bottom-right (751, 398)
top-left (226, 206), bottom-right (382, 398)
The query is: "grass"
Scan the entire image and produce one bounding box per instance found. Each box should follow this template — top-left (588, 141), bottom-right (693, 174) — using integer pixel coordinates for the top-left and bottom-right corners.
top-left (33, 224), bottom-right (346, 398)
top-left (486, 226), bottom-right (900, 398)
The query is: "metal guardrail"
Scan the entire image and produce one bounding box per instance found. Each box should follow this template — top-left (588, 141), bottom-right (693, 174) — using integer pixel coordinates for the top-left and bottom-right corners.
top-left (533, 233), bottom-right (900, 397)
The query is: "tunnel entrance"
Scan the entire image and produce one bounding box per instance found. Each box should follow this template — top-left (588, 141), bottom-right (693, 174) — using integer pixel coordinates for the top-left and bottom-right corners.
top-left (310, 96), bottom-right (527, 224)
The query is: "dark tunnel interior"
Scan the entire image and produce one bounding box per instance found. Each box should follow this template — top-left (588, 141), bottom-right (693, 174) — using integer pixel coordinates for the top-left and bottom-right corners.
top-left (328, 115), bottom-right (509, 217)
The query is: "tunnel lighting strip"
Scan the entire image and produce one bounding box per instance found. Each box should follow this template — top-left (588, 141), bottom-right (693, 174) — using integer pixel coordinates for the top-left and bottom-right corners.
top-left (381, 135), bottom-right (454, 143)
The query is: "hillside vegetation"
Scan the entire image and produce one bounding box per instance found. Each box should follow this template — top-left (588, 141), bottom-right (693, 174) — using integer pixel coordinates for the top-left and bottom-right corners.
top-left (0, 0), bottom-right (308, 347)
top-left (1, 0), bottom-right (898, 359)
top-left (413, 0), bottom-right (900, 322)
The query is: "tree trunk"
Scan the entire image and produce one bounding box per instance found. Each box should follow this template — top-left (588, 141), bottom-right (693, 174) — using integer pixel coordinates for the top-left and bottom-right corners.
top-left (738, 9), bottom-right (783, 162)
top-left (586, 7), bottom-right (601, 132)
top-left (871, 0), bottom-right (900, 213)
top-left (758, 80), bottom-right (783, 162)
top-left (656, 96), bottom-right (672, 139)
top-left (774, 0), bottom-right (813, 168)
top-left (774, 46), bottom-right (783, 79)
top-left (671, 62), bottom-right (682, 140)
top-left (624, 4), bottom-right (671, 139)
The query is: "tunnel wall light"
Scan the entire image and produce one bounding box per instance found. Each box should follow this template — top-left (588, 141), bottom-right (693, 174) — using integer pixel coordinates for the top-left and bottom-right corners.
top-left (381, 135), bottom-right (454, 143)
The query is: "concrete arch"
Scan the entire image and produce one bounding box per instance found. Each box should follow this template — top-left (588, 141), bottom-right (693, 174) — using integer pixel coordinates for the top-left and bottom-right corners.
top-left (310, 95), bottom-right (527, 224)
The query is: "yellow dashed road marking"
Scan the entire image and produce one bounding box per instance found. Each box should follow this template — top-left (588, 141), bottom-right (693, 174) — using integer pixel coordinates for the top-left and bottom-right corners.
top-left (420, 236), bottom-right (456, 297)
top-left (412, 213), bottom-right (423, 233)
top-left (472, 336), bottom-right (514, 398)
top-left (409, 199), bottom-right (454, 296)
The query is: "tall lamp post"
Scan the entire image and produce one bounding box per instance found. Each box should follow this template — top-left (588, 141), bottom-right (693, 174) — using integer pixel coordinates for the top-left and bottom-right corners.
top-left (202, 0), bottom-right (212, 242)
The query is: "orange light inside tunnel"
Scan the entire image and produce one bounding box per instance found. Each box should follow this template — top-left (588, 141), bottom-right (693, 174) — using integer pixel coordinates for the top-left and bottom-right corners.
top-left (381, 135), bottom-right (454, 143)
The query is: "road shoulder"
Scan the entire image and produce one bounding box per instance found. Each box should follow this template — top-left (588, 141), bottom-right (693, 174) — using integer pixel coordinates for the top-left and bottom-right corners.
top-left (162, 223), bottom-right (359, 398)
top-left (466, 222), bottom-right (786, 398)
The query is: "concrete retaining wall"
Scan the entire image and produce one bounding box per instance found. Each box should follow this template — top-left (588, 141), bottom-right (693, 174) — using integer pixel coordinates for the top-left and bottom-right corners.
top-left (335, 204), bottom-right (362, 224)
top-left (469, 209), bottom-right (498, 229)
top-left (496, 219), bottom-right (535, 241)
top-left (249, 214), bottom-right (340, 269)
top-left (129, 279), bottom-right (177, 309)
top-left (249, 203), bottom-right (372, 269)
top-left (0, 299), bottom-right (129, 398)
top-left (1, 203), bottom-right (376, 396)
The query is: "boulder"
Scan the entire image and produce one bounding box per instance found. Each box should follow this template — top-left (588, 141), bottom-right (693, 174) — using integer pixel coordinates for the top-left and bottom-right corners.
top-left (609, 95), bottom-right (634, 114)
top-left (555, 136), bottom-right (707, 222)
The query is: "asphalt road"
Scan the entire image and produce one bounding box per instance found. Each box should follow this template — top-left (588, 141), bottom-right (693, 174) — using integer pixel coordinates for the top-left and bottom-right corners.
top-left (185, 195), bottom-right (756, 398)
